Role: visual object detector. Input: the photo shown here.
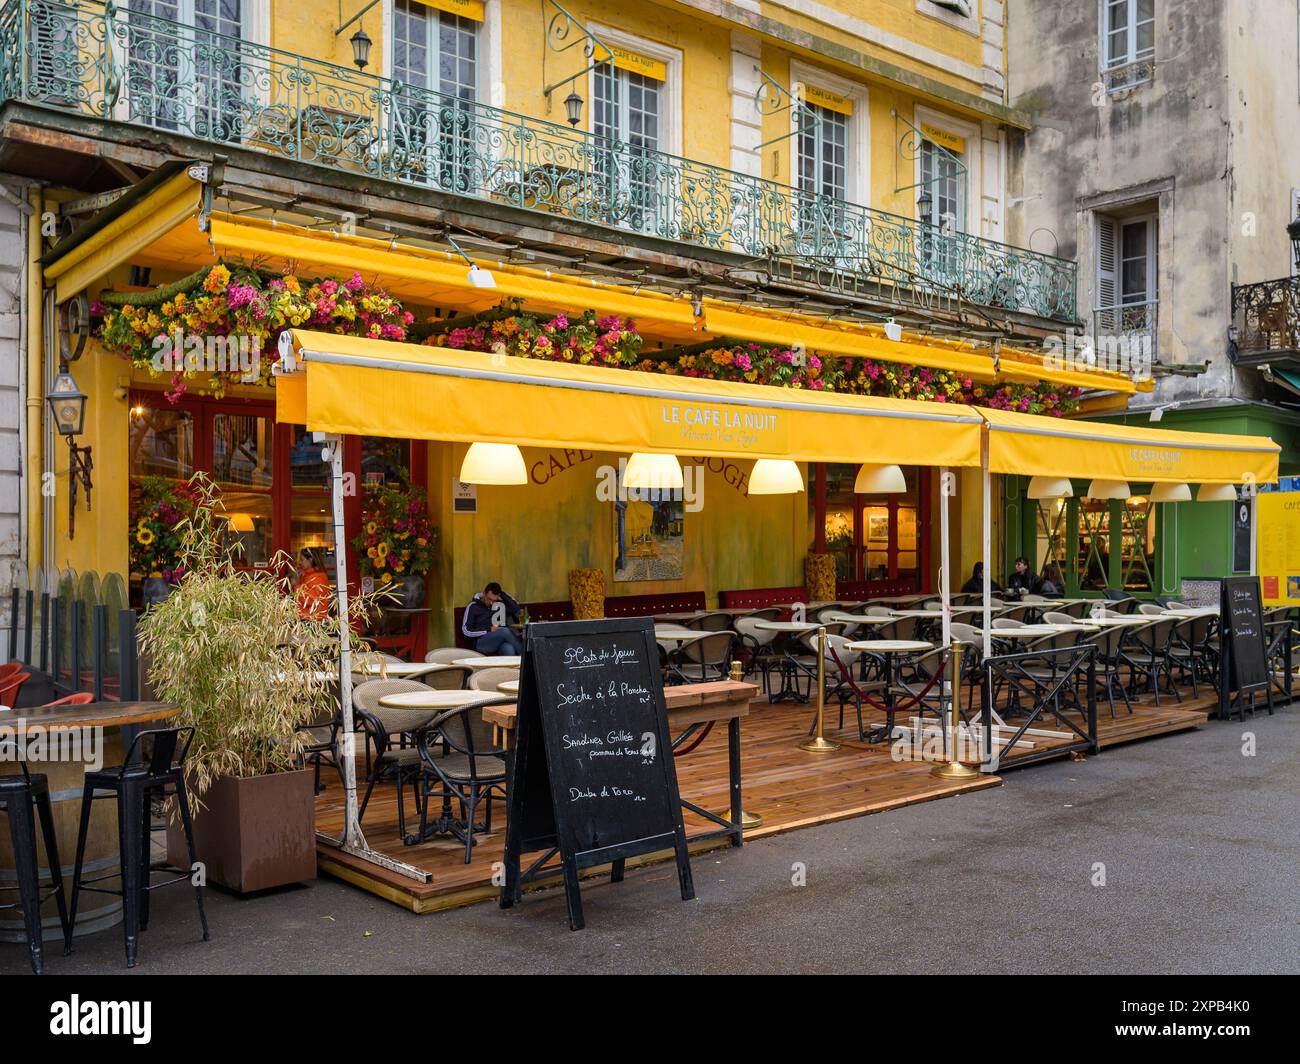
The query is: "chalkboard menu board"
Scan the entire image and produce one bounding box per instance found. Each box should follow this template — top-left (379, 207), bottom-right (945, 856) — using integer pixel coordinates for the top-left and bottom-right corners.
top-left (1220, 576), bottom-right (1268, 716)
top-left (500, 618), bottom-right (694, 930)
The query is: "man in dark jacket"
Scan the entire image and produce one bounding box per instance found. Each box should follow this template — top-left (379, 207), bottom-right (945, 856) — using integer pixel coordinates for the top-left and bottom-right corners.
top-left (461, 581), bottom-right (523, 654)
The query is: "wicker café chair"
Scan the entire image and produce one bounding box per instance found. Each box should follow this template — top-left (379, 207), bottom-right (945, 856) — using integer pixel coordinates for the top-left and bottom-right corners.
top-left (423, 664), bottom-right (472, 690)
top-left (425, 647), bottom-right (468, 664)
top-left (669, 630), bottom-right (736, 684)
top-left (469, 667), bottom-right (519, 693)
top-left (352, 678), bottom-right (437, 836)
top-left (413, 695), bottom-right (511, 863)
top-left (735, 616), bottom-right (781, 693)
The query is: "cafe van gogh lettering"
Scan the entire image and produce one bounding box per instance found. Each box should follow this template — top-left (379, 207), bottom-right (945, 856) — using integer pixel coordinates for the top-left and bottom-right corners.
top-left (654, 402), bottom-right (787, 451)
top-left (1128, 445), bottom-right (1184, 473)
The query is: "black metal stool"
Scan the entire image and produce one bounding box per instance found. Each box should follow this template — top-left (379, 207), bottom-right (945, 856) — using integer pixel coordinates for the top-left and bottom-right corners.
top-left (0, 758), bottom-right (71, 974)
top-left (68, 726), bottom-right (210, 968)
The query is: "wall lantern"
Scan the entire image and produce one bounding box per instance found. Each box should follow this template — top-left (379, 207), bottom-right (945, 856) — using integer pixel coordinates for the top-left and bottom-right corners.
top-left (564, 90), bottom-right (584, 127)
top-left (46, 367), bottom-right (93, 538)
top-left (350, 27), bottom-right (372, 70)
top-left (1288, 219), bottom-right (1300, 272)
top-left (916, 188), bottom-right (933, 218)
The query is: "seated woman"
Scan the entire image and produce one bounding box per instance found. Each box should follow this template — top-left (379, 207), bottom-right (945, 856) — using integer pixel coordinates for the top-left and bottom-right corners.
top-left (1039, 561), bottom-right (1066, 598)
top-left (960, 562), bottom-right (1002, 595)
top-left (294, 548), bottom-right (332, 620)
top-left (461, 581), bottom-right (524, 655)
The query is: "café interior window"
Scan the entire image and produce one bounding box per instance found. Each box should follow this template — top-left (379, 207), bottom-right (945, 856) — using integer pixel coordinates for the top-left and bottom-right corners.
top-left (813, 464), bottom-right (922, 582)
top-left (1077, 495), bottom-right (1156, 592)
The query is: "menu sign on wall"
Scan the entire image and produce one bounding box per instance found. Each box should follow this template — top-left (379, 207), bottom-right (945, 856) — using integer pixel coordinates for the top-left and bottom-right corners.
top-left (499, 618), bottom-right (695, 930)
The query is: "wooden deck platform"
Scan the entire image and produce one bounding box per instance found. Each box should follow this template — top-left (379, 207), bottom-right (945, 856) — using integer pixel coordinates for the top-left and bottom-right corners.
top-left (315, 680), bottom-right (1232, 913)
top-left (315, 697), bottom-right (1001, 913)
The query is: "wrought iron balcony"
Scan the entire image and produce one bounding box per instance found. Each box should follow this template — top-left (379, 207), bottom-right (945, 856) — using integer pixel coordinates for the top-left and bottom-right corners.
top-left (1092, 299), bottom-right (1158, 368)
top-left (1231, 277), bottom-right (1300, 362)
top-left (0, 0), bottom-right (1078, 322)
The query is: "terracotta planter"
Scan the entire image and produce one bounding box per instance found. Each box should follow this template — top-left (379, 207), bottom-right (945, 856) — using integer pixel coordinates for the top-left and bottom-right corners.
top-left (166, 768), bottom-right (316, 893)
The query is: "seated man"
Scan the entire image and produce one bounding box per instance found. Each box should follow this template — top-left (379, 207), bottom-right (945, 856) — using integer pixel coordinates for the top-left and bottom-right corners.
top-left (461, 581), bottom-right (524, 655)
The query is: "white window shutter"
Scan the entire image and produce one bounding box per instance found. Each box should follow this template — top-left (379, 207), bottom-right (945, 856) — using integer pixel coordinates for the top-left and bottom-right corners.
top-left (1096, 214), bottom-right (1119, 332)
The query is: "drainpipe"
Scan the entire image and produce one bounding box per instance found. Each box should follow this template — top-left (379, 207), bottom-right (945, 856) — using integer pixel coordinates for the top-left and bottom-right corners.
top-left (24, 187), bottom-right (43, 574)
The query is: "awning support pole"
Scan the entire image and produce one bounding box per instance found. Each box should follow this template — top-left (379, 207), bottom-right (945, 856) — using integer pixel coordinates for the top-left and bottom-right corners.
top-left (316, 431), bottom-right (432, 884)
top-left (982, 436), bottom-right (992, 661)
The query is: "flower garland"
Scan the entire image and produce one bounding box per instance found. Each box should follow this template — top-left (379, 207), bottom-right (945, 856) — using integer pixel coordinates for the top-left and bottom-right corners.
top-left (129, 476), bottom-right (201, 581)
top-left (97, 264), bottom-right (414, 401)
top-left (430, 309), bottom-right (642, 367)
top-left (351, 475), bottom-right (438, 586)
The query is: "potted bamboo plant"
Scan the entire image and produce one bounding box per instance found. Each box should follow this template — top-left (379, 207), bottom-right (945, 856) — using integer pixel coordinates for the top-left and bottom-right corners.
top-left (138, 474), bottom-right (364, 892)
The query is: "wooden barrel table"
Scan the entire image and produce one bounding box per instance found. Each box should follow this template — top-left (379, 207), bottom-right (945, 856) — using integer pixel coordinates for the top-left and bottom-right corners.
top-left (0, 701), bottom-right (179, 943)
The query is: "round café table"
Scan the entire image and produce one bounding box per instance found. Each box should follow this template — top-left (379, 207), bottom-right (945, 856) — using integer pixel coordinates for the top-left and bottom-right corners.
top-left (497, 679), bottom-right (519, 695)
top-left (354, 661), bottom-right (460, 680)
top-left (754, 620), bottom-right (823, 703)
top-left (453, 655), bottom-right (521, 671)
top-left (844, 639), bottom-right (934, 742)
top-left (0, 700), bottom-right (179, 942)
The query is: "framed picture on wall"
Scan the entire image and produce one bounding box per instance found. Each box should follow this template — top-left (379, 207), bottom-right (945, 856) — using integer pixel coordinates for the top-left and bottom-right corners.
top-left (613, 496), bottom-right (684, 582)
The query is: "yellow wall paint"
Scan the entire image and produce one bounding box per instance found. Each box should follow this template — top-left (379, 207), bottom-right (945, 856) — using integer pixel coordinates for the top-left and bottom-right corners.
top-left (49, 343), bottom-right (131, 578)
top-left (426, 442), bottom-right (808, 646)
top-left (758, 0), bottom-right (986, 94)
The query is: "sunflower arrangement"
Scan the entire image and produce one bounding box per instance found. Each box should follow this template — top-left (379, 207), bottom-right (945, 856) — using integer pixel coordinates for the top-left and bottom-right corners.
top-left (129, 476), bottom-right (201, 580)
top-left (351, 474), bottom-right (438, 585)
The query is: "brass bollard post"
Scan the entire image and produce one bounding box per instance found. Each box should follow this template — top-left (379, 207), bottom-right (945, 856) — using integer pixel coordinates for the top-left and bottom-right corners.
top-left (932, 640), bottom-right (980, 780)
top-left (798, 625), bottom-right (840, 753)
top-left (723, 660), bottom-right (762, 828)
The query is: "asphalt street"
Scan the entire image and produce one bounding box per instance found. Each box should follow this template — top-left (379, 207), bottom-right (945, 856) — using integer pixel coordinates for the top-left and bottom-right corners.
top-left (5, 708), bottom-right (1297, 975)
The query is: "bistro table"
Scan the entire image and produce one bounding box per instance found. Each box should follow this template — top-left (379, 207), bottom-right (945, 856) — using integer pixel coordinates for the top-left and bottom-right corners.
top-left (844, 639), bottom-right (933, 742)
top-left (453, 655), bottom-right (521, 671)
top-left (0, 700), bottom-right (179, 941)
top-left (497, 679), bottom-right (519, 694)
top-left (753, 620), bottom-right (822, 703)
top-left (354, 661), bottom-right (460, 680)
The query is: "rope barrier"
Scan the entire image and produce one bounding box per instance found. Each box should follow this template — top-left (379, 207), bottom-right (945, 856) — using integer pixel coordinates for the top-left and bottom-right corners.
top-left (672, 720), bottom-right (714, 757)
top-left (827, 643), bottom-right (949, 714)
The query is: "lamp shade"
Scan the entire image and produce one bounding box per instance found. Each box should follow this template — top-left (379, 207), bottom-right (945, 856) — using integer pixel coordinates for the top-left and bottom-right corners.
top-left (1196, 483), bottom-right (1238, 503)
top-left (854, 463), bottom-right (906, 494)
top-left (623, 452), bottom-right (683, 490)
top-left (1150, 482), bottom-right (1192, 503)
top-left (748, 460), bottom-right (804, 495)
top-left (1027, 476), bottom-right (1074, 500)
top-left (227, 513), bottom-right (255, 533)
top-left (1084, 479), bottom-right (1131, 500)
top-left (459, 442), bottom-right (527, 485)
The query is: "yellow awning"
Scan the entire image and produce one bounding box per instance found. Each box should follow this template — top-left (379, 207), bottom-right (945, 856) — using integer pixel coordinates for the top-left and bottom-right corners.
top-left (982, 408), bottom-right (1280, 485)
top-left (44, 170), bottom-right (203, 303)
top-left (281, 330), bottom-right (984, 467)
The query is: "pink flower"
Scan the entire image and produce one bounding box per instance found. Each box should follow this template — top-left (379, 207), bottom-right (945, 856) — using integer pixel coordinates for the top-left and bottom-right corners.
top-left (346, 272), bottom-right (365, 293)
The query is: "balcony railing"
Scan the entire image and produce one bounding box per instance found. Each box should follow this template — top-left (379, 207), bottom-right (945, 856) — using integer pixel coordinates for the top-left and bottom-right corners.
top-left (1093, 299), bottom-right (1158, 370)
top-left (0, 0), bottom-right (1078, 321)
top-left (1232, 276), bottom-right (1300, 356)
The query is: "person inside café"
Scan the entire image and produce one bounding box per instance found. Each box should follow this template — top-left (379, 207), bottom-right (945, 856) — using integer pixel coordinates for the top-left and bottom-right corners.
top-left (294, 547), bottom-right (332, 620)
top-left (1039, 561), bottom-right (1066, 598)
top-left (960, 562), bottom-right (1002, 594)
top-left (461, 581), bottom-right (524, 655)
top-left (1007, 555), bottom-right (1041, 597)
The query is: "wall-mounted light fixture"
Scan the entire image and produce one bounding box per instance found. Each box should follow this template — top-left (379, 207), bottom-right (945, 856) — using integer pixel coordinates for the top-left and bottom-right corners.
top-left (46, 367), bottom-right (93, 538)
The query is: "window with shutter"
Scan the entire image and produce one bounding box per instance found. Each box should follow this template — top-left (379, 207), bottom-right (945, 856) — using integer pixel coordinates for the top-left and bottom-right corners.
top-left (1096, 214), bottom-right (1119, 332)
